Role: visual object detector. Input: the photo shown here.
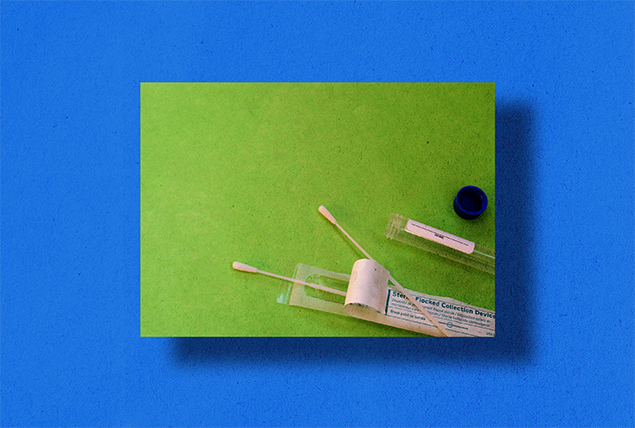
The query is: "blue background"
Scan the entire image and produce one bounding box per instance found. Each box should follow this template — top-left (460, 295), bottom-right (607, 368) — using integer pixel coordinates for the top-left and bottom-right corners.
top-left (2, 1), bottom-right (633, 427)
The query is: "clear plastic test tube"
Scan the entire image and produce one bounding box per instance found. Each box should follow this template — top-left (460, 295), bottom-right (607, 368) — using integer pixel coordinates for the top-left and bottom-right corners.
top-left (385, 214), bottom-right (495, 275)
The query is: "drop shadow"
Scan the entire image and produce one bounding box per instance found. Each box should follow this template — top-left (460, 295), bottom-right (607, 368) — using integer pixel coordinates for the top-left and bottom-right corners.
top-left (170, 101), bottom-right (537, 367)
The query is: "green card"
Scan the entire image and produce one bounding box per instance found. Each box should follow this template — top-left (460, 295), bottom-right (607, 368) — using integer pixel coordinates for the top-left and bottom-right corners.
top-left (141, 83), bottom-right (494, 337)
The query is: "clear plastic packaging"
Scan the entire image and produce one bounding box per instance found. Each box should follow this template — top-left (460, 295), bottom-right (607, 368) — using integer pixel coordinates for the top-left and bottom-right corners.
top-left (277, 263), bottom-right (495, 337)
top-left (385, 214), bottom-right (495, 275)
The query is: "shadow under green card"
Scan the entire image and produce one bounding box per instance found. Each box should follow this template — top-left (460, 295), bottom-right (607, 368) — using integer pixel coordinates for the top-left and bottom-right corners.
top-left (140, 83), bottom-right (494, 337)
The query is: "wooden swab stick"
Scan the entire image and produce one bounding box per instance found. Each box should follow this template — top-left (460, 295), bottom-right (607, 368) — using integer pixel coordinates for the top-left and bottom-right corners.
top-left (318, 206), bottom-right (451, 337)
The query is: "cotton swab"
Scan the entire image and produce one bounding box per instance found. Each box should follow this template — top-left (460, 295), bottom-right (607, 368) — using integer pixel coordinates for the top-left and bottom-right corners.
top-left (232, 262), bottom-right (347, 297)
top-left (318, 206), bottom-right (452, 337)
top-left (318, 206), bottom-right (373, 260)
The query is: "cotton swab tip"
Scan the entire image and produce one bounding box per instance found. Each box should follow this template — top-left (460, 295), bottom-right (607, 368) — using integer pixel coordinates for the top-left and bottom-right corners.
top-left (318, 205), bottom-right (337, 225)
top-left (232, 262), bottom-right (259, 273)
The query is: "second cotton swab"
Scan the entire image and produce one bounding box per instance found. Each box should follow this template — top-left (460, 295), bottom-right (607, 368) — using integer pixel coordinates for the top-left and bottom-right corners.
top-left (232, 262), bottom-right (347, 296)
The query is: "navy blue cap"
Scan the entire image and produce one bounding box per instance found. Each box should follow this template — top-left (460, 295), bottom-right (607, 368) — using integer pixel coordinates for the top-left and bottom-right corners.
top-left (454, 186), bottom-right (488, 220)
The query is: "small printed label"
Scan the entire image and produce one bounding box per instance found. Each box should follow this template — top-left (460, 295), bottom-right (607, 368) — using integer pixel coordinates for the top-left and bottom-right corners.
top-left (405, 219), bottom-right (475, 254)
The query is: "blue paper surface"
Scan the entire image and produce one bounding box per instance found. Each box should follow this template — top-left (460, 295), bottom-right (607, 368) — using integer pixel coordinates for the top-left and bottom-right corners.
top-left (2, 2), bottom-right (633, 427)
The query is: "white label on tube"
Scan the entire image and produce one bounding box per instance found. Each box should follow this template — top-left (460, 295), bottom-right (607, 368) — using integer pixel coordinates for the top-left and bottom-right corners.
top-left (405, 219), bottom-right (475, 254)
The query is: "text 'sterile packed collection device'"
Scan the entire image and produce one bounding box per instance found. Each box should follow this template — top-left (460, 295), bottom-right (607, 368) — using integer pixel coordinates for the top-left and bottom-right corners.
top-left (235, 195), bottom-right (495, 337)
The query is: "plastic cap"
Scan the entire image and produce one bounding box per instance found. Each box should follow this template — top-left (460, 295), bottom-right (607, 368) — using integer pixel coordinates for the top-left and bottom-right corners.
top-left (453, 186), bottom-right (488, 220)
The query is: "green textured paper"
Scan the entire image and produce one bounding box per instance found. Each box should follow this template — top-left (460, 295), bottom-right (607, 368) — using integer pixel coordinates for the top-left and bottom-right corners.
top-left (140, 83), bottom-right (494, 337)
